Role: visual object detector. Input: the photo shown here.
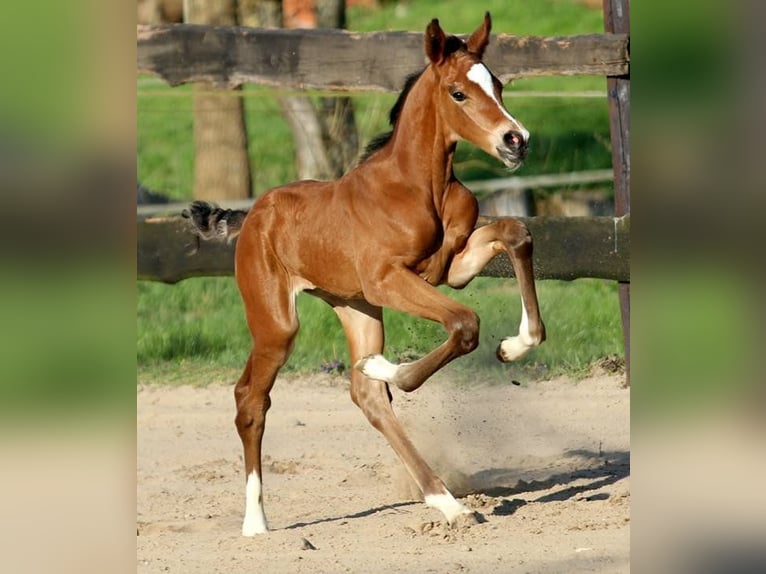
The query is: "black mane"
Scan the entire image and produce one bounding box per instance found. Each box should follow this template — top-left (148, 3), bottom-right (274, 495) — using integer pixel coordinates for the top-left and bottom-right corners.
top-left (357, 69), bottom-right (424, 164)
top-left (357, 35), bottom-right (467, 165)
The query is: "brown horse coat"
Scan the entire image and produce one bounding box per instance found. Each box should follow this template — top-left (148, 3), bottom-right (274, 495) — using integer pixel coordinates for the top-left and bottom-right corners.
top-left (185, 12), bottom-right (545, 535)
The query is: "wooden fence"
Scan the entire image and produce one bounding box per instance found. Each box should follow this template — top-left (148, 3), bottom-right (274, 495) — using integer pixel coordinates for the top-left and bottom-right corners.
top-left (603, 0), bottom-right (631, 382)
top-left (136, 18), bottom-right (630, 286)
top-left (138, 214), bottom-right (629, 284)
top-left (138, 25), bottom-right (629, 91)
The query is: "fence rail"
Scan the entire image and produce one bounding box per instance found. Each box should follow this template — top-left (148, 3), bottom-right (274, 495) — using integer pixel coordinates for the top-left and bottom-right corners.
top-left (138, 214), bottom-right (629, 284)
top-left (469, 169), bottom-right (614, 194)
top-left (137, 25), bottom-right (629, 91)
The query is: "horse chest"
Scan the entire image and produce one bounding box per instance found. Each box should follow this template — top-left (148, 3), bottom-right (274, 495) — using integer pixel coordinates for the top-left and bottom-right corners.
top-left (394, 209), bottom-right (445, 260)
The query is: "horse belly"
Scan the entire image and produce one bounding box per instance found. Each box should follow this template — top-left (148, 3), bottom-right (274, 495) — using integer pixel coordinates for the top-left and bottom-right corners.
top-left (296, 241), bottom-right (364, 299)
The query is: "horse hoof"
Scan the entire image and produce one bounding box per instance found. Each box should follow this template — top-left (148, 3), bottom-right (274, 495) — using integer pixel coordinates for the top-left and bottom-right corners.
top-left (449, 510), bottom-right (483, 529)
top-left (496, 336), bottom-right (531, 362)
top-left (242, 523), bottom-right (269, 536)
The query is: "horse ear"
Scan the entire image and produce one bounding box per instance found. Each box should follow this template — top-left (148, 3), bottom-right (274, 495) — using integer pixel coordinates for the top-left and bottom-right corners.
top-left (466, 11), bottom-right (492, 58)
top-left (425, 18), bottom-right (447, 64)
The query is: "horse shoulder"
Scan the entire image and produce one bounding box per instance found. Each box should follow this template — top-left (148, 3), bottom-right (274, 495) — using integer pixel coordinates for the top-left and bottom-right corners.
top-left (441, 181), bottom-right (479, 247)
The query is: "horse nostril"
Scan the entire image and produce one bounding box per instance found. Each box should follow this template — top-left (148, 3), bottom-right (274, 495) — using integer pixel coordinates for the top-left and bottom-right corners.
top-left (503, 131), bottom-right (524, 150)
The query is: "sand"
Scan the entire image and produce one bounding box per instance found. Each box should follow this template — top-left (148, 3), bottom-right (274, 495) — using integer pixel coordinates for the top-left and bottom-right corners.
top-left (137, 370), bottom-right (629, 573)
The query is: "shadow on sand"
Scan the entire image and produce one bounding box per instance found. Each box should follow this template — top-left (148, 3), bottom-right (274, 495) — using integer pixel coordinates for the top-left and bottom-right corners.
top-left (284, 449), bottom-right (629, 528)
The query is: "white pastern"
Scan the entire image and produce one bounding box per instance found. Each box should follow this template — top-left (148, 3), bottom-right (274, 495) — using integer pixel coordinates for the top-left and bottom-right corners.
top-left (518, 303), bottom-right (533, 344)
top-left (466, 63), bottom-right (530, 141)
top-left (425, 492), bottom-right (474, 524)
top-left (498, 335), bottom-right (533, 362)
top-left (358, 354), bottom-right (400, 383)
top-left (242, 471), bottom-right (269, 536)
top-left (498, 304), bottom-right (538, 362)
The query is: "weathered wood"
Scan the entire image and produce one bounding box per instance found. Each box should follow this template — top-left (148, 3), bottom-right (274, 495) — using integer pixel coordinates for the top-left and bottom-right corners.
top-left (137, 215), bottom-right (630, 284)
top-left (479, 215), bottom-right (629, 281)
top-left (487, 33), bottom-right (629, 81)
top-left (604, 0), bottom-right (631, 384)
top-left (137, 25), bottom-right (629, 91)
top-left (138, 217), bottom-right (236, 283)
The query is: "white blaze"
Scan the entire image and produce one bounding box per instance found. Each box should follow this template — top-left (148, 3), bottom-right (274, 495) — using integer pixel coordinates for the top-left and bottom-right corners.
top-left (466, 63), bottom-right (530, 141)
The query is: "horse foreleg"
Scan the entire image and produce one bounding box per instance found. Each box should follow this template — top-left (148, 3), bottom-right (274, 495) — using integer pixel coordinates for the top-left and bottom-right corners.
top-left (333, 301), bottom-right (477, 525)
top-left (447, 219), bottom-right (546, 361)
top-left (355, 266), bottom-right (480, 393)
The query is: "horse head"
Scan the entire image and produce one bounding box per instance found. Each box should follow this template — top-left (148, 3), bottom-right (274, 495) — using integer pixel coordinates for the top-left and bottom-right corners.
top-left (425, 12), bottom-right (529, 171)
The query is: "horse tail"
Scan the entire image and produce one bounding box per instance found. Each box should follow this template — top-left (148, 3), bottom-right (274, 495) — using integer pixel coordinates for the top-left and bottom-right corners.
top-left (182, 200), bottom-right (248, 242)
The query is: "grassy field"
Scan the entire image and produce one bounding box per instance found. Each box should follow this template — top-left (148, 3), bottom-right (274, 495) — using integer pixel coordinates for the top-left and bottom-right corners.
top-left (137, 0), bottom-right (624, 382)
top-left (138, 276), bottom-right (624, 383)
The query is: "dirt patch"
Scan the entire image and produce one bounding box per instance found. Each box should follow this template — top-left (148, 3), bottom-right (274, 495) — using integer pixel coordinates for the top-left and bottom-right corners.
top-left (137, 372), bottom-right (629, 572)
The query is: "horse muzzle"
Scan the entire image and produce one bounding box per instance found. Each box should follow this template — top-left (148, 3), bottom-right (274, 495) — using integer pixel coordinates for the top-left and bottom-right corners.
top-left (496, 130), bottom-right (528, 169)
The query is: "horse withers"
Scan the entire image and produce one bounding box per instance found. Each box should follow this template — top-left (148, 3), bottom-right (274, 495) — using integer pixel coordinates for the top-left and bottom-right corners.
top-left (184, 12), bottom-right (545, 535)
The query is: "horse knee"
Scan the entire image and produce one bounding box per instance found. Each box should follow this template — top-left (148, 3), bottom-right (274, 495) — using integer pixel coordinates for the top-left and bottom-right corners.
top-left (447, 310), bottom-right (480, 354)
top-left (503, 219), bottom-right (533, 255)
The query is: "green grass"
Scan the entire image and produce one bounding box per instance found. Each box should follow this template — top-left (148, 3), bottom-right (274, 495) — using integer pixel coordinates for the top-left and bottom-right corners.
top-left (137, 82), bottom-right (610, 199)
top-left (138, 277), bottom-right (623, 382)
top-left (347, 0), bottom-right (604, 37)
top-left (137, 0), bottom-right (622, 383)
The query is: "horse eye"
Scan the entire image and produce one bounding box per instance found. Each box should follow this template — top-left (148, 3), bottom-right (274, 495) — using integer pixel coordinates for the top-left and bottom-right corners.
top-left (451, 91), bottom-right (466, 102)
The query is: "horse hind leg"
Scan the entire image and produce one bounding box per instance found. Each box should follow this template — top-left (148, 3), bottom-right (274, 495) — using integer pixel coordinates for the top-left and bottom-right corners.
top-left (233, 352), bottom-right (269, 536)
top-left (446, 218), bottom-right (546, 362)
top-left (235, 264), bottom-right (300, 535)
top-left (333, 300), bottom-right (478, 526)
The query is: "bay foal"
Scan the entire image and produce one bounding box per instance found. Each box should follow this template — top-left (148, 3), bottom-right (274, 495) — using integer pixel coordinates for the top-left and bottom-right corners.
top-left (185, 12), bottom-right (545, 535)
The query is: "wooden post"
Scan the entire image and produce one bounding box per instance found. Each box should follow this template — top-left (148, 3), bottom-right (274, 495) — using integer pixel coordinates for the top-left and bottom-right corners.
top-left (604, 0), bottom-right (630, 384)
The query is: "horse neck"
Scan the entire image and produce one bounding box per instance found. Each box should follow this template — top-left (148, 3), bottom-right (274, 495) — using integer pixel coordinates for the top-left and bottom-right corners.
top-left (387, 67), bottom-right (456, 198)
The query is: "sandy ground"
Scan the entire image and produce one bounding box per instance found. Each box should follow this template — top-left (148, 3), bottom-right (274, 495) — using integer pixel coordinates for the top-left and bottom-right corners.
top-left (137, 370), bottom-right (629, 573)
